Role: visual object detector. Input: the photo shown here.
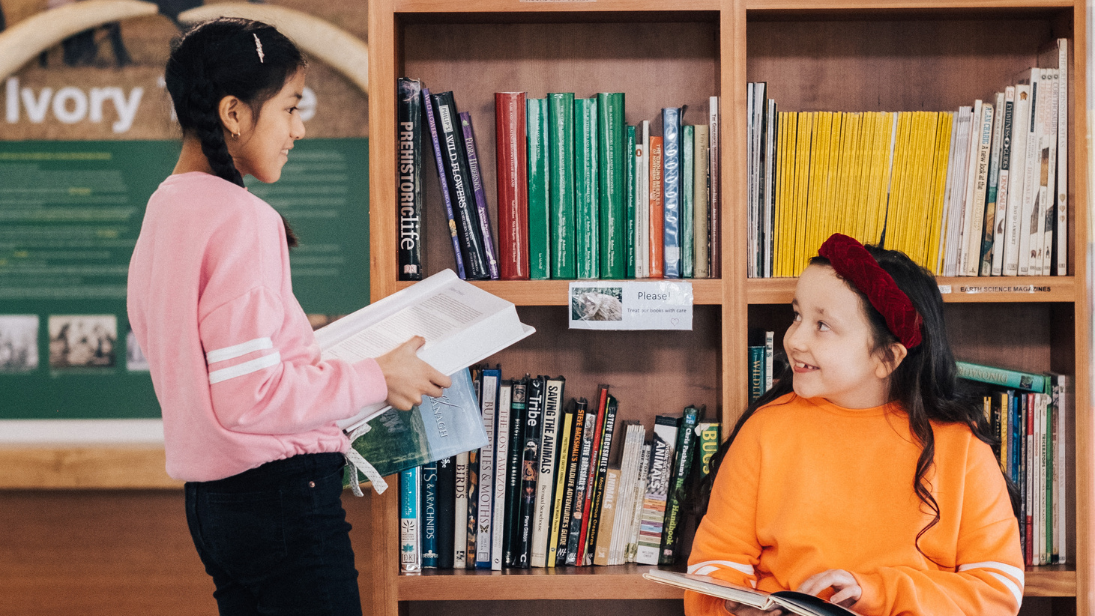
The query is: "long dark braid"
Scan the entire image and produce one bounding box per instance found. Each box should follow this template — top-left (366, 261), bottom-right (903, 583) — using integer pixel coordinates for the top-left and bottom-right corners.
top-left (164, 18), bottom-right (305, 247)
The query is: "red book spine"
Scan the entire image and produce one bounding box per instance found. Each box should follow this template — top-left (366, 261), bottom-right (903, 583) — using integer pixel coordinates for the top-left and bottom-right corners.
top-left (576, 385), bottom-right (610, 564)
top-left (496, 92), bottom-right (530, 280)
top-left (648, 137), bottom-right (665, 279)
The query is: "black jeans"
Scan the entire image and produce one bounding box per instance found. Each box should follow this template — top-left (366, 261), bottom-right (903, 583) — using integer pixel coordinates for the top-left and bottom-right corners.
top-left (185, 453), bottom-right (363, 616)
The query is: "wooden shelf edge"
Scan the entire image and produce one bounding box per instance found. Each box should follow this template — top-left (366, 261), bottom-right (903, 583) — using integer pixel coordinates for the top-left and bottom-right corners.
top-left (396, 278), bottom-right (724, 305)
top-left (748, 277), bottom-right (1077, 304)
top-left (0, 446), bottom-right (181, 489)
top-left (393, 0), bottom-right (719, 14)
top-left (746, 0), bottom-right (1074, 11)
top-left (1025, 567), bottom-right (1078, 597)
top-left (397, 564), bottom-right (684, 600)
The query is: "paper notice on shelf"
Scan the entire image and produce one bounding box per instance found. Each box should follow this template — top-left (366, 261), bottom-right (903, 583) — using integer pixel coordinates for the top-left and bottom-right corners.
top-left (568, 281), bottom-right (693, 331)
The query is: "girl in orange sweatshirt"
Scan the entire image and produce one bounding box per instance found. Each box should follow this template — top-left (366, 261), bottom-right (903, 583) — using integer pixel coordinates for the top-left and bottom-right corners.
top-left (687, 234), bottom-right (1023, 616)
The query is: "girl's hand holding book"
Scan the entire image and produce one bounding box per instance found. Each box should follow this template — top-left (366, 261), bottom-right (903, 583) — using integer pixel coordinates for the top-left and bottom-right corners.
top-left (375, 336), bottom-right (451, 410)
top-left (797, 569), bottom-right (862, 608)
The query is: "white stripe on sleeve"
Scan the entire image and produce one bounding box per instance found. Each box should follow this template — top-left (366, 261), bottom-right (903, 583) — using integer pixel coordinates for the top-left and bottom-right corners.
top-left (986, 572), bottom-right (1023, 607)
top-left (206, 337), bottom-right (273, 364)
top-left (957, 561), bottom-right (1025, 586)
top-left (687, 560), bottom-right (755, 577)
top-left (208, 352), bottom-right (281, 384)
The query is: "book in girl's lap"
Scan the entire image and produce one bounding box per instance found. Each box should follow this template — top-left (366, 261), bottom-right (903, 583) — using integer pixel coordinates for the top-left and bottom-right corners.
top-left (688, 234), bottom-right (1023, 616)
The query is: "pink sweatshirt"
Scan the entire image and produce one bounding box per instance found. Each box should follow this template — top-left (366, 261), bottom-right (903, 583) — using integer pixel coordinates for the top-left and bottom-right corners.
top-left (127, 172), bottom-right (387, 482)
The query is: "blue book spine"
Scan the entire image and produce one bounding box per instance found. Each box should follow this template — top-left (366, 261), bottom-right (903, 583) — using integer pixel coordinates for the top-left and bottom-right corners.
top-left (423, 87), bottom-right (466, 279)
top-left (400, 466), bottom-right (422, 572)
top-left (421, 461), bottom-right (439, 568)
top-left (460, 112), bottom-right (501, 280)
top-left (662, 107), bottom-right (681, 278)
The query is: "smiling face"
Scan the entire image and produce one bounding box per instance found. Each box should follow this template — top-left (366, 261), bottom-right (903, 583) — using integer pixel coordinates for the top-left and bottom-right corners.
top-left (783, 263), bottom-right (895, 409)
top-left (228, 69), bottom-right (306, 183)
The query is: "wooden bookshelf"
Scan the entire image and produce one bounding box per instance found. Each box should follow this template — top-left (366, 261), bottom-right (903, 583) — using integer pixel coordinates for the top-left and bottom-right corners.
top-left (367, 1), bottom-right (1090, 615)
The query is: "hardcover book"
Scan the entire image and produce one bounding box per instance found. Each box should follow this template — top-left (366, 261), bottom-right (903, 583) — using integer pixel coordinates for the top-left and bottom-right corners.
top-left (504, 378), bottom-right (528, 567)
top-left (400, 466), bottom-right (421, 572)
top-left (565, 398), bottom-right (596, 565)
top-left (491, 381), bottom-right (513, 570)
top-left (420, 460), bottom-right (439, 568)
top-left (476, 366), bottom-right (501, 568)
top-left (495, 92), bottom-right (530, 280)
top-left (681, 124), bottom-right (695, 279)
top-left (437, 455), bottom-right (455, 568)
top-left (516, 376), bottom-right (546, 568)
top-left (548, 392), bottom-right (576, 567)
top-left (597, 92), bottom-right (627, 279)
top-left (555, 398), bottom-right (584, 566)
top-left (584, 393), bottom-right (619, 565)
top-left (693, 123), bottom-right (710, 278)
top-left (422, 87), bottom-right (465, 279)
top-left (459, 112), bottom-right (500, 280)
top-left (659, 405), bottom-right (699, 564)
top-left (527, 97), bottom-right (552, 280)
top-left (576, 386), bottom-right (609, 563)
top-left (625, 125), bottom-right (637, 279)
top-left (662, 107), bottom-right (682, 278)
top-left (708, 96), bottom-right (721, 278)
top-left (431, 91), bottom-right (491, 280)
top-left (575, 97), bottom-right (600, 279)
top-left (636, 415), bottom-right (678, 565)
top-left (531, 375), bottom-right (564, 567)
top-left (397, 77), bottom-right (424, 281)
top-left (453, 450), bottom-right (468, 568)
top-left (548, 93), bottom-right (576, 279)
top-left (648, 136), bottom-right (664, 278)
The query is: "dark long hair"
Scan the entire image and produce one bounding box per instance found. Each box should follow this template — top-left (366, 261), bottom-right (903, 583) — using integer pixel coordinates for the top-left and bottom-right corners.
top-left (694, 246), bottom-right (1020, 563)
top-left (164, 18), bottom-right (304, 247)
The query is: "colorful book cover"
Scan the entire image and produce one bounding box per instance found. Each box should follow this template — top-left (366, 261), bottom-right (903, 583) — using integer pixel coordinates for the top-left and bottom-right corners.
top-left (957, 360), bottom-right (1047, 393)
top-left (504, 378), bottom-right (528, 567)
top-left (597, 92), bottom-right (627, 279)
top-left (575, 97), bottom-right (600, 279)
top-left (659, 406), bottom-right (699, 565)
top-left (695, 421), bottom-right (721, 478)
top-left (531, 375), bottom-right (564, 567)
top-left (400, 466), bottom-right (422, 572)
top-left (636, 120), bottom-right (650, 278)
top-left (548, 93), bottom-right (576, 279)
top-left (625, 125), bottom-right (637, 279)
top-left (459, 112), bottom-right (500, 280)
top-left (432, 91), bottom-right (491, 280)
top-left (681, 124), bottom-right (695, 278)
top-left (548, 395), bottom-right (576, 567)
top-left (420, 460), bottom-right (439, 568)
top-left (527, 98), bottom-right (551, 280)
top-left (990, 87), bottom-right (1015, 276)
top-left (694, 123), bottom-right (710, 278)
top-left (565, 398), bottom-right (596, 565)
top-left (649, 136), bottom-right (664, 278)
top-left (662, 107), bottom-right (682, 278)
top-left (585, 393), bottom-right (618, 565)
top-left (556, 398), bottom-right (584, 566)
top-left (491, 381), bottom-right (512, 570)
top-left (396, 77), bottom-right (424, 281)
top-left (979, 92), bottom-right (1006, 276)
top-left (592, 467), bottom-right (621, 566)
top-left (495, 92), bottom-right (530, 280)
top-left (625, 443), bottom-right (651, 563)
top-left (475, 367), bottom-right (500, 569)
top-left (749, 345), bottom-right (765, 402)
top-left (422, 87), bottom-right (465, 279)
top-left (636, 416), bottom-right (678, 565)
top-left (516, 376), bottom-right (545, 568)
top-left (345, 368), bottom-right (488, 484)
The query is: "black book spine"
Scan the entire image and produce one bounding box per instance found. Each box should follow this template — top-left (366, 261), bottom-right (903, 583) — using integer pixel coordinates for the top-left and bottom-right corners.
top-left (584, 394), bottom-right (618, 565)
top-left (396, 77), bottom-right (424, 280)
top-left (503, 378), bottom-right (528, 567)
top-left (516, 376), bottom-right (545, 568)
top-left (565, 398), bottom-right (594, 566)
top-left (466, 447), bottom-right (480, 568)
top-left (555, 398), bottom-right (584, 566)
top-left (420, 461), bottom-right (439, 568)
top-left (436, 455), bottom-right (456, 568)
top-left (431, 91), bottom-right (491, 280)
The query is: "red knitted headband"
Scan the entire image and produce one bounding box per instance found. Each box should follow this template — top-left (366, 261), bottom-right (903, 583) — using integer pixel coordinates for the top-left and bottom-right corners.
top-left (816, 233), bottom-right (923, 349)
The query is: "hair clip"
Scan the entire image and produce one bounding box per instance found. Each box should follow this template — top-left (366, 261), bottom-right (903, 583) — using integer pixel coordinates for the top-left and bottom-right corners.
top-left (253, 33), bottom-right (264, 64)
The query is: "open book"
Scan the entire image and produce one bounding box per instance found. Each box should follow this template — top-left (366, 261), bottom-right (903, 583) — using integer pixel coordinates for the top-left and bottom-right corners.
top-left (315, 269), bottom-right (535, 432)
top-left (643, 570), bottom-right (860, 616)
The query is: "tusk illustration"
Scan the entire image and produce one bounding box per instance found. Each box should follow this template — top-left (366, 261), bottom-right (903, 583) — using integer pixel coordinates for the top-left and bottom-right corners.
top-left (0, 0), bottom-right (159, 82)
top-left (178, 4), bottom-right (368, 95)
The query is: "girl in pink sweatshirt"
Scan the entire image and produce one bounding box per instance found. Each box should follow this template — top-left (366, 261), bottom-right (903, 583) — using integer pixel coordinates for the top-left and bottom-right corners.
top-left (127, 18), bottom-right (449, 615)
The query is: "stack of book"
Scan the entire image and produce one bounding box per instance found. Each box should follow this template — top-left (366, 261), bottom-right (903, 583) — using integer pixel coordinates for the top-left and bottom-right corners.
top-left (957, 360), bottom-right (1071, 566)
top-left (398, 369), bottom-right (722, 572)
top-left (747, 38), bottom-right (1069, 279)
top-left (397, 78), bottom-right (723, 282)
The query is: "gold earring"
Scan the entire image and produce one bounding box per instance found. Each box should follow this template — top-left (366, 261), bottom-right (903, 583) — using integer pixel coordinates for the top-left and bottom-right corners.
top-left (232, 132), bottom-right (240, 139)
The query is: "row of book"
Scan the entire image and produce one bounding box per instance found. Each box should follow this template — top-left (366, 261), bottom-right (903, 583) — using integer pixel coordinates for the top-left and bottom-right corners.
top-left (398, 369), bottom-right (721, 572)
top-left (957, 361), bottom-right (1071, 565)
top-left (747, 38), bottom-right (1070, 279)
top-left (396, 78), bottom-right (724, 283)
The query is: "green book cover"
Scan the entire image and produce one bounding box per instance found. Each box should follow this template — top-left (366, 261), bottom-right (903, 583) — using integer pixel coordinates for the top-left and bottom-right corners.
top-left (574, 97), bottom-right (599, 279)
top-left (597, 92), bottom-right (626, 279)
top-left (658, 405), bottom-right (699, 565)
top-left (681, 125), bottom-right (695, 278)
top-left (527, 98), bottom-right (551, 280)
top-left (548, 93), bottom-right (576, 279)
top-left (625, 125), bottom-right (637, 279)
top-left (749, 345), bottom-right (765, 402)
top-left (695, 421), bottom-right (721, 478)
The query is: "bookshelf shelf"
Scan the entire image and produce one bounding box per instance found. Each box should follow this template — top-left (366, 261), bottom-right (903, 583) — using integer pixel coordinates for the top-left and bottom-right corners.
top-left (397, 564), bottom-right (684, 600)
top-left (368, 0), bottom-right (1090, 614)
top-left (747, 276), bottom-right (1079, 304)
top-left (0, 446), bottom-right (180, 489)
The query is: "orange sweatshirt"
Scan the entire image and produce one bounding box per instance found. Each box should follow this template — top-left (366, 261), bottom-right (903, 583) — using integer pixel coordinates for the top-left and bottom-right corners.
top-left (686, 394), bottom-right (1023, 616)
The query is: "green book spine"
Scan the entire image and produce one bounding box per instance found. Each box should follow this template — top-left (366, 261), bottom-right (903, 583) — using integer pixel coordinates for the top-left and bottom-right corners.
top-left (597, 92), bottom-right (626, 279)
top-left (625, 126), bottom-right (637, 279)
top-left (658, 405), bottom-right (699, 565)
top-left (695, 422), bottom-right (721, 478)
top-left (749, 346), bottom-right (765, 402)
top-left (548, 93), bottom-right (576, 279)
top-left (681, 125), bottom-right (695, 278)
top-left (575, 97), bottom-right (599, 279)
top-left (527, 98), bottom-right (551, 280)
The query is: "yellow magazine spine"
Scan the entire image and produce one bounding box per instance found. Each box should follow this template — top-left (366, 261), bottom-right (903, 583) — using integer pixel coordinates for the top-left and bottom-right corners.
top-left (902, 112), bottom-right (929, 262)
top-left (838, 113), bottom-right (861, 239)
top-left (854, 113), bottom-right (879, 244)
top-left (805, 112), bottom-right (831, 270)
top-left (925, 112), bottom-right (954, 273)
top-left (823, 112), bottom-right (844, 248)
top-left (792, 112), bottom-right (812, 276)
top-left (874, 112), bottom-right (898, 246)
top-left (884, 112), bottom-right (910, 253)
top-left (775, 112), bottom-right (792, 277)
top-left (908, 113), bottom-right (934, 267)
top-left (862, 113), bottom-right (883, 244)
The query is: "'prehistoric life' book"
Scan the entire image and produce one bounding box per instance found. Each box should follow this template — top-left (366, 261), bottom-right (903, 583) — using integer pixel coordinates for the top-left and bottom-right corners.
top-left (643, 571), bottom-right (860, 616)
top-left (397, 77), bottom-right (424, 281)
top-left (315, 269), bottom-right (535, 431)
